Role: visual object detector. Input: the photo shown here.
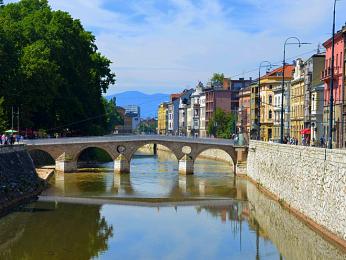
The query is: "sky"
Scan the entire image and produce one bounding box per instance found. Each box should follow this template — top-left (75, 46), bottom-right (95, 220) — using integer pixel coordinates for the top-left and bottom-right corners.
top-left (9, 0), bottom-right (346, 94)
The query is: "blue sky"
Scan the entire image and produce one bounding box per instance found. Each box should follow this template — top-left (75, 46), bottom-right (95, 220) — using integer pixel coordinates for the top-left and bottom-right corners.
top-left (10, 0), bottom-right (346, 94)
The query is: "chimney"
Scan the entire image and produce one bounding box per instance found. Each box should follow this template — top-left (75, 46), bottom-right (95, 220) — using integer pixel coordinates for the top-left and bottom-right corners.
top-left (223, 78), bottom-right (230, 90)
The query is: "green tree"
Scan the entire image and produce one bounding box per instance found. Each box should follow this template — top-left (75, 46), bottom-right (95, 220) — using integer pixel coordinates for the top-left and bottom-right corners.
top-left (207, 108), bottom-right (237, 138)
top-left (0, 0), bottom-right (115, 136)
top-left (103, 97), bottom-right (122, 134)
top-left (0, 97), bottom-right (6, 132)
top-left (211, 73), bottom-right (225, 85)
top-left (138, 120), bottom-right (157, 134)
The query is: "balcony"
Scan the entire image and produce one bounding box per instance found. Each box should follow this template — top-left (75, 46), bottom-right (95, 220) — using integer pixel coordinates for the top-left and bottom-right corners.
top-left (321, 66), bottom-right (343, 80)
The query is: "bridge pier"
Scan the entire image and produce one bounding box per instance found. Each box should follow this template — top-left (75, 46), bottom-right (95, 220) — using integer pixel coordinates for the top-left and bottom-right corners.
top-left (178, 155), bottom-right (194, 175)
top-left (235, 148), bottom-right (247, 175)
top-left (55, 153), bottom-right (77, 173)
top-left (178, 175), bottom-right (195, 192)
top-left (114, 154), bottom-right (130, 174)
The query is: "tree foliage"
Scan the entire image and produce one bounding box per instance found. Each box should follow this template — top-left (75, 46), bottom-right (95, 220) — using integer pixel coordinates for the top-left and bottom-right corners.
top-left (211, 73), bottom-right (224, 85)
top-left (0, 0), bottom-right (115, 135)
top-left (0, 97), bottom-right (6, 132)
top-left (207, 108), bottom-right (237, 138)
top-left (103, 97), bottom-right (123, 133)
top-left (137, 120), bottom-right (157, 134)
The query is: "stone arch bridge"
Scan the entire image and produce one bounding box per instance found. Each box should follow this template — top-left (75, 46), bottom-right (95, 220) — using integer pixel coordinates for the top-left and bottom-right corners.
top-left (25, 135), bottom-right (248, 175)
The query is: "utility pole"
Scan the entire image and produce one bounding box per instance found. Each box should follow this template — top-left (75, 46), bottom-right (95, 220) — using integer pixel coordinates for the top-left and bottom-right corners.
top-left (11, 106), bottom-right (14, 131)
top-left (17, 107), bottom-right (20, 135)
top-left (280, 37), bottom-right (310, 143)
top-left (328, 0), bottom-right (337, 149)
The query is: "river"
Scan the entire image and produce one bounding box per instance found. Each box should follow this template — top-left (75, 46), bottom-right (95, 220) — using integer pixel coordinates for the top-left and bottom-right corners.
top-left (0, 150), bottom-right (345, 259)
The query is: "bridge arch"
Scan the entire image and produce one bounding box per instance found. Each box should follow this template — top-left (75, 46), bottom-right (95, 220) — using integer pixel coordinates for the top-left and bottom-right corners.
top-left (28, 149), bottom-right (55, 168)
top-left (191, 146), bottom-right (236, 172)
top-left (74, 145), bottom-right (117, 163)
top-left (126, 142), bottom-right (182, 162)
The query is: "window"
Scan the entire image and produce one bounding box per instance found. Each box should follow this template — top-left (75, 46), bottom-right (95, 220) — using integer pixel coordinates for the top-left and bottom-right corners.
top-left (269, 95), bottom-right (272, 105)
top-left (340, 52), bottom-right (343, 67)
top-left (269, 110), bottom-right (272, 119)
top-left (336, 54), bottom-right (339, 67)
top-left (269, 85), bottom-right (273, 90)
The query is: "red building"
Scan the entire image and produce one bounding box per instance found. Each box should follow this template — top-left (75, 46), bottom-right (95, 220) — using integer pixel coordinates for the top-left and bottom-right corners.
top-left (205, 78), bottom-right (252, 128)
top-left (322, 25), bottom-right (346, 148)
top-left (205, 83), bottom-right (232, 127)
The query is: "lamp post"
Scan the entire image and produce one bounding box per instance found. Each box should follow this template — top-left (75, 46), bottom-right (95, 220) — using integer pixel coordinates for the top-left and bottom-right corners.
top-left (328, 0), bottom-right (337, 149)
top-left (258, 61), bottom-right (274, 141)
top-left (280, 37), bottom-right (311, 143)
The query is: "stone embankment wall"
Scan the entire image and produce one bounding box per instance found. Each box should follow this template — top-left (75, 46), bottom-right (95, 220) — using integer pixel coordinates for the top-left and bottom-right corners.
top-left (247, 141), bottom-right (346, 243)
top-left (247, 182), bottom-right (345, 259)
top-left (0, 146), bottom-right (45, 214)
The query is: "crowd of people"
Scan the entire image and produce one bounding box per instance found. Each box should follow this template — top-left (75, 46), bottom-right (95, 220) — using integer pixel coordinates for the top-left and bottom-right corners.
top-left (282, 135), bottom-right (326, 147)
top-left (0, 133), bottom-right (23, 145)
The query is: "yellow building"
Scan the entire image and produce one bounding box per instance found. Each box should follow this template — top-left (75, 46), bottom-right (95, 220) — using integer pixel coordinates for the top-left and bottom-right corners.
top-left (259, 79), bottom-right (274, 141)
top-left (157, 102), bottom-right (168, 135)
top-left (290, 59), bottom-right (305, 144)
top-left (258, 66), bottom-right (295, 142)
top-left (250, 82), bottom-right (260, 140)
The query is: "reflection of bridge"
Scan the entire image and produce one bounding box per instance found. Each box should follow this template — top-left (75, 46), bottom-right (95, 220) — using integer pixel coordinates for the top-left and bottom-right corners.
top-left (25, 135), bottom-right (248, 175)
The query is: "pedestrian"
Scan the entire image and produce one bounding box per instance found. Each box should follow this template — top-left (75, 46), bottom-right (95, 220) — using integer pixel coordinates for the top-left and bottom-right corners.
top-left (311, 138), bottom-right (316, 147)
top-left (10, 134), bottom-right (14, 145)
top-left (320, 136), bottom-right (325, 147)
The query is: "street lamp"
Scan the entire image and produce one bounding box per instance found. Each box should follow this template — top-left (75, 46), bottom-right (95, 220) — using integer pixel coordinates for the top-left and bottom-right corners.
top-left (258, 61), bottom-right (275, 141)
top-left (328, 0), bottom-right (338, 149)
top-left (280, 37), bottom-right (311, 144)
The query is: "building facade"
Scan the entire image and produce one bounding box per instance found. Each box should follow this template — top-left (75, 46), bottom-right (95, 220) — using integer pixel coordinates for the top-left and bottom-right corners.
top-left (237, 86), bottom-right (251, 138)
top-left (157, 102), bottom-right (168, 135)
top-left (304, 53), bottom-right (326, 145)
top-left (250, 81), bottom-right (260, 139)
top-left (322, 25), bottom-right (345, 148)
top-left (115, 106), bottom-right (133, 134)
top-left (290, 59), bottom-right (305, 144)
top-left (189, 82), bottom-right (204, 137)
top-left (259, 66), bottom-right (294, 142)
top-left (205, 83), bottom-right (232, 128)
top-left (224, 77), bottom-right (252, 112)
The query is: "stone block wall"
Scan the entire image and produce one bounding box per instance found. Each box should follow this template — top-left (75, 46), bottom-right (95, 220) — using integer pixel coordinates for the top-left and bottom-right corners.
top-left (0, 146), bottom-right (45, 214)
top-left (247, 141), bottom-right (346, 241)
top-left (246, 182), bottom-right (345, 259)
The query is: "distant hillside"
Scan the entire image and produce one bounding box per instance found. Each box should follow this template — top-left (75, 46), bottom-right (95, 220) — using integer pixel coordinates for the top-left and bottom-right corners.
top-left (106, 91), bottom-right (170, 118)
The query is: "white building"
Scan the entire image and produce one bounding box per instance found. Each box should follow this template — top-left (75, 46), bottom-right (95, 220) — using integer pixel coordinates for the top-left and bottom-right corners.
top-left (124, 105), bottom-right (141, 131)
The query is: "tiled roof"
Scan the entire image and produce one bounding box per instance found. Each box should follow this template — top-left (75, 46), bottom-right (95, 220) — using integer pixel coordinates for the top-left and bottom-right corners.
top-left (170, 93), bottom-right (180, 101)
top-left (261, 65), bottom-right (295, 79)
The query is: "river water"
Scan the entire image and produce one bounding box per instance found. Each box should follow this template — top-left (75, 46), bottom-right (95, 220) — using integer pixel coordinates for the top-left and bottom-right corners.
top-left (0, 151), bottom-right (345, 259)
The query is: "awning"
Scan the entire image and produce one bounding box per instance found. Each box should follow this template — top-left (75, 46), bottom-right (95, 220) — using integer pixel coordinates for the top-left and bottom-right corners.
top-left (5, 129), bottom-right (18, 134)
top-left (300, 128), bottom-right (311, 135)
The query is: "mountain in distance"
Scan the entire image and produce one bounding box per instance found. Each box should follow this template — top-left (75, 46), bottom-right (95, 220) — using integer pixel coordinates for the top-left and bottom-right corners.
top-left (106, 91), bottom-right (170, 118)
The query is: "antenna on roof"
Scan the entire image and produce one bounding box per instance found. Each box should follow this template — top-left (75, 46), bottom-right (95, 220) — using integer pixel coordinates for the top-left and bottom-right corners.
top-left (317, 43), bottom-right (321, 54)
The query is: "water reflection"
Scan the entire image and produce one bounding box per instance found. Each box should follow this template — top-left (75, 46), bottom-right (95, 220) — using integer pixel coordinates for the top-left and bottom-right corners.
top-left (0, 200), bottom-right (281, 260)
top-left (2, 151), bottom-right (344, 259)
top-left (44, 151), bottom-right (239, 200)
top-left (0, 202), bottom-right (113, 259)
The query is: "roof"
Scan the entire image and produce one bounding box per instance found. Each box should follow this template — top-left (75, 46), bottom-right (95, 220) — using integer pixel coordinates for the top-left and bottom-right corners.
top-left (170, 93), bottom-right (180, 101)
top-left (261, 65), bottom-right (295, 80)
top-left (323, 25), bottom-right (346, 47)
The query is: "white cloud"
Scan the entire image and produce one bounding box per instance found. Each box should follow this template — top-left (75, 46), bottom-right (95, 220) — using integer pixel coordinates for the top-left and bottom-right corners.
top-left (8, 0), bottom-right (346, 94)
